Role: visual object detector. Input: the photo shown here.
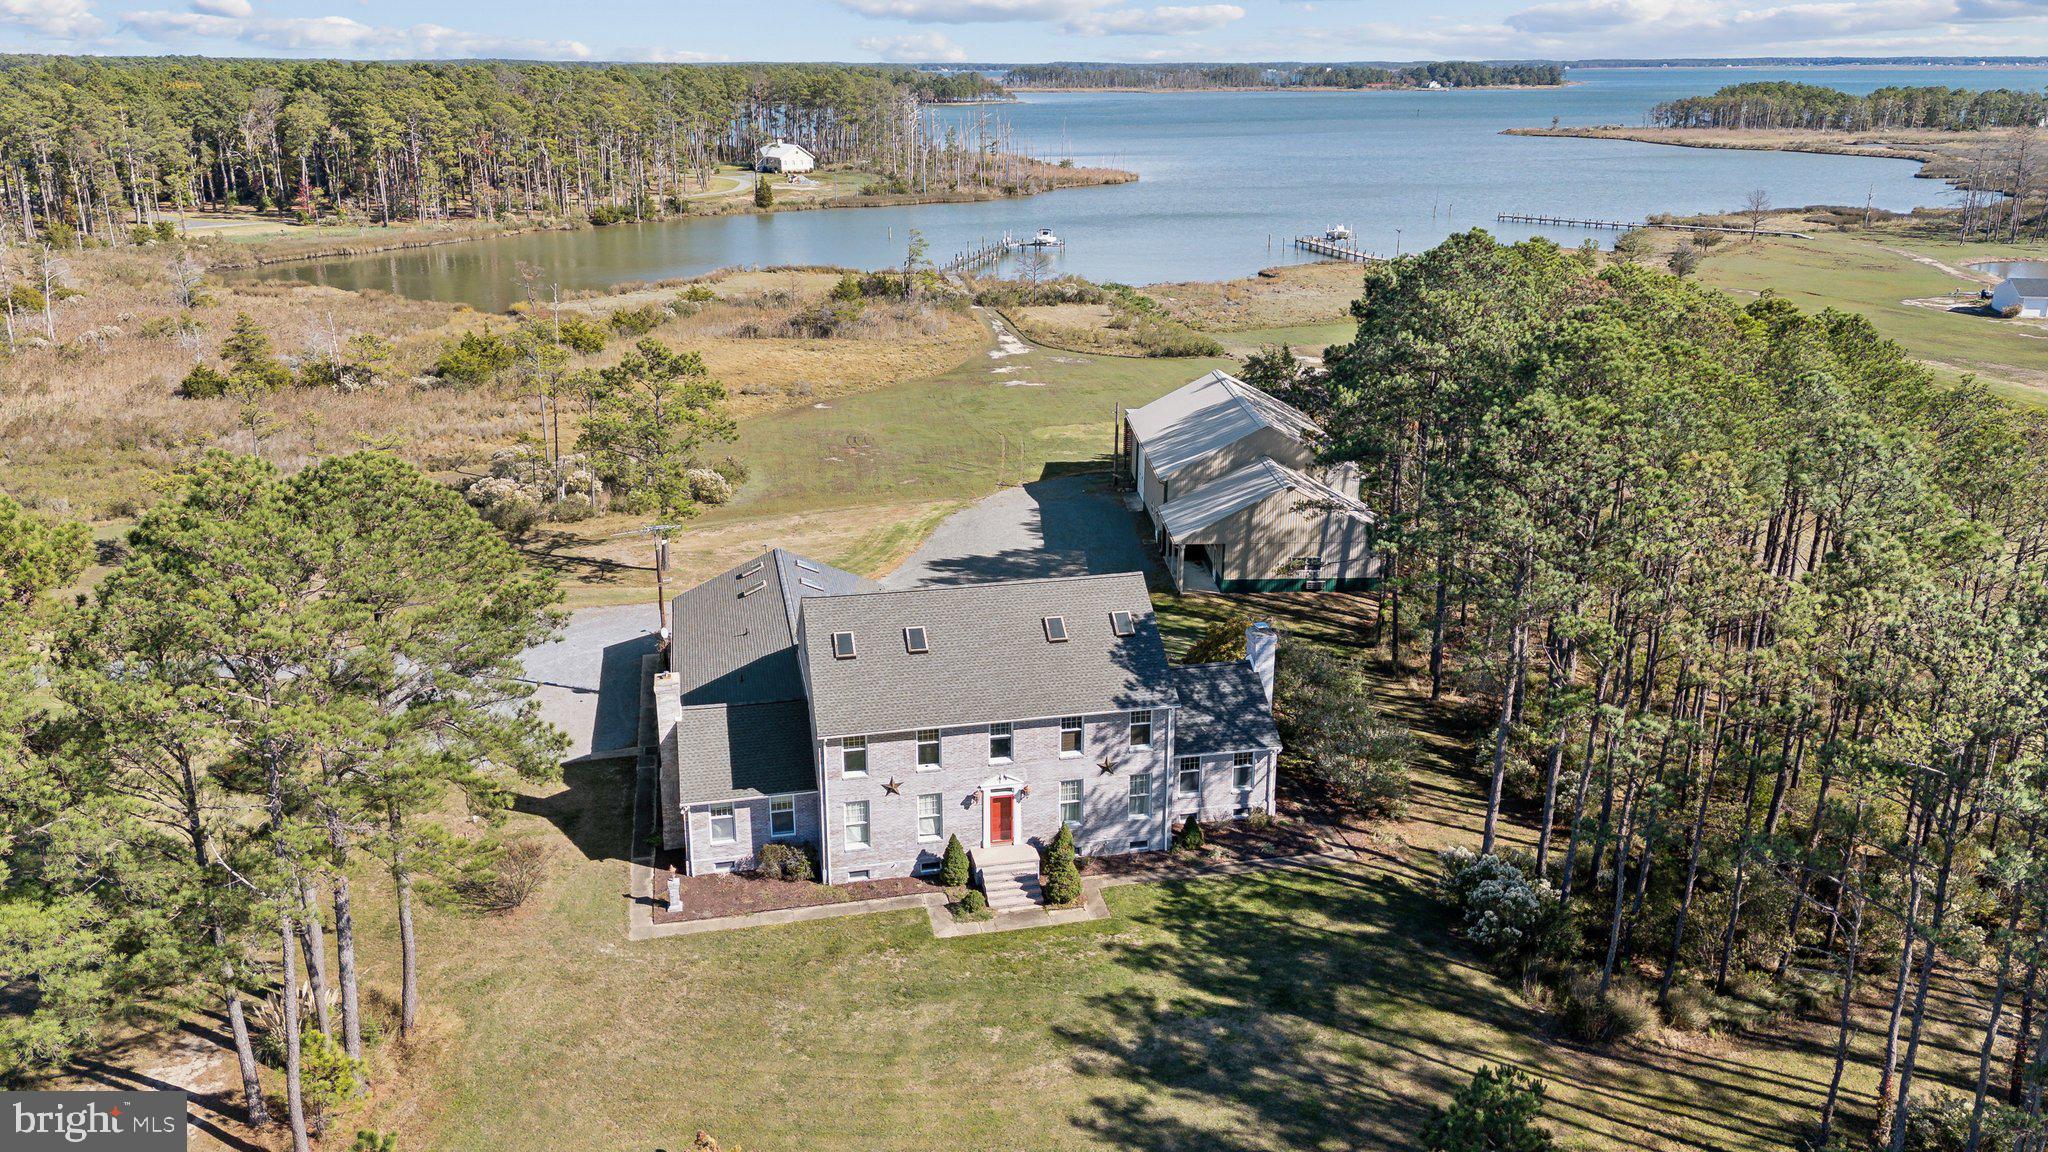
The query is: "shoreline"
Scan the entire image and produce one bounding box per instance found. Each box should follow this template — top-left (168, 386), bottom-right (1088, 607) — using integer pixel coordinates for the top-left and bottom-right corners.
top-left (1014, 82), bottom-right (1575, 94)
top-left (1501, 124), bottom-right (1998, 191)
top-left (207, 166), bottom-right (1137, 272)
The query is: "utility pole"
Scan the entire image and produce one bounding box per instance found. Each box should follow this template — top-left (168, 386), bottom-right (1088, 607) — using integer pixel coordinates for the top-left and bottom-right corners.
top-left (613, 523), bottom-right (682, 652)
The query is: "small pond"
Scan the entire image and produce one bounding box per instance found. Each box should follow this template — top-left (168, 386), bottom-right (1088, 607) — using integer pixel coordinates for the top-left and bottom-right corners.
top-left (1972, 260), bottom-right (2048, 280)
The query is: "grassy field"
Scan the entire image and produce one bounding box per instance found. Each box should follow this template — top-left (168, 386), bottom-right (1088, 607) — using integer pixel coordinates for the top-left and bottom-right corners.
top-left (1687, 225), bottom-right (2048, 402)
top-left (248, 589), bottom-right (1993, 1152)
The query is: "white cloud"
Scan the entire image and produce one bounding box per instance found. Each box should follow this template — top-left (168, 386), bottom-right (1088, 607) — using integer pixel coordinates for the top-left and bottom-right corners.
top-left (190, 0), bottom-right (253, 17)
top-left (859, 31), bottom-right (969, 60)
top-left (611, 45), bottom-right (730, 62)
top-left (0, 0), bottom-right (103, 39)
top-left (1289, 0), bottom-right (2048, 57)
top-left (836, 0), bottom-right (1096, 21)
top-left (1064, 3), bottom-right (1244, 34)
top-left (120, 7), bottom-right (591, 58)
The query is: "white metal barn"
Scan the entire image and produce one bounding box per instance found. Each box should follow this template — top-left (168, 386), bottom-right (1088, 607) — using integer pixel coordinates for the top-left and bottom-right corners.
top-left (754, 139), bottom-right (816, 174)
top-left (1991, 277), bottom-right (2048, 319)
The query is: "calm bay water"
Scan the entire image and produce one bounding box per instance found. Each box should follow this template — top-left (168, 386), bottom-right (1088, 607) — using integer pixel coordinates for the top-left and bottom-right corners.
top-left (260, 66), bottom-right (2048, 310)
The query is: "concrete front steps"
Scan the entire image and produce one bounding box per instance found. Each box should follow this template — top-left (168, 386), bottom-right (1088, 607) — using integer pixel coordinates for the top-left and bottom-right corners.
top-left (972, 843), bottom-right (1044, 913)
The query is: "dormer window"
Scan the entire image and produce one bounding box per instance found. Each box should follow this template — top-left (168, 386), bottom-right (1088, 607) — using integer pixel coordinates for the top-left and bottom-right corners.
top-left (904, 626), bottom-right (929, 654)
top-left (831, 631), bottom-right (857, 659)
top-left (1109, 610), bottom-right (1134, 637)
top-left (1043, 615), bottom-right (1068, 643)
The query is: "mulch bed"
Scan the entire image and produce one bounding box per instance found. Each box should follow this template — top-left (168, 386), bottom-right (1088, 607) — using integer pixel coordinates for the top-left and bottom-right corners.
top-left (1081, 818), bottom-right (1330, 879)
top-left (647, 869), bottom-right (937, 924)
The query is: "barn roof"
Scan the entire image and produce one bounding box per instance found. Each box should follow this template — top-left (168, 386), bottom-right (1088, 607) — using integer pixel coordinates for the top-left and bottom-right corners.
top-left (1157, 457), bottom-right (1373, 543)
top-left (1124, 371), bottom-right (1322, 478)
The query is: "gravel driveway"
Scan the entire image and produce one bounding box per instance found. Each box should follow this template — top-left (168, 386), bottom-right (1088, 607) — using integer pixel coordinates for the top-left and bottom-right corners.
top-left (520, 602), bottom-right (664, 761)
top-left (882, 472), bottom-right (1162, 589)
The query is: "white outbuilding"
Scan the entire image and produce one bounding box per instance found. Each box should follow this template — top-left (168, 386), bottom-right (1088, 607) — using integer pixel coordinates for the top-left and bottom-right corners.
top-left (754, 139), bottom-right (815, 174)
top-left (1991, 276), bottom-right (2048, 319)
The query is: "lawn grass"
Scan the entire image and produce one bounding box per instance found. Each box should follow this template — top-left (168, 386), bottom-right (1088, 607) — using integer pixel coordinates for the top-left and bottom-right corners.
top-left (1695, 229), bottom-right (2048, 403)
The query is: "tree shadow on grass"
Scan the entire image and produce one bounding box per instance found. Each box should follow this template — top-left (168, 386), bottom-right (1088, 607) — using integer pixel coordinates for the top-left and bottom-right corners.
top-left (1056, 862), bottom-right (1850, 1152)
top-left (516, 757), bottom-right (633, 864)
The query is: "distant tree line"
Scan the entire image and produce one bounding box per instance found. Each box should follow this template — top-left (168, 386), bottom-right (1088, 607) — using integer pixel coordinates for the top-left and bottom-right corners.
top-left (0, 56), bottom-right (1016, 244)
top-left (1001, 61), bottom-right (1563, 90)
top-left (1651, 80), bottom-right (2048, 131)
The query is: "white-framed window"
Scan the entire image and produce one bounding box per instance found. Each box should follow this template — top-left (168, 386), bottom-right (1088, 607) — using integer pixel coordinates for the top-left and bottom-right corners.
top-left (916, 857), bottom-right (941, 876)
top-left (1128, 838), bottom-right (1151, 851)
top-left (904, 625), bottom-right (929, 654)
top-left (711, 860), bottom-right (737, 873)
top-left (1127, 773), bottom-right (1152, 818)
top-left (1234, 752), bottom-right (1255, 790)
top-left (1060, 716), bottom-right (1084, 756)
top-left (843, 800), bottom-right (870, 850)
top-left (1177, 756), bottom-right (1201, 796)
top-left (1129, 710), bottom-right (1153, 749)
top-left (916, 728), bottom-right (942, 768)
top-left (1109, 609), bottom-right (1134, 637)
top-left (770, 796), bottom-right (796, 837)
top-left (843, 736), bottom-right (867, 777)
top-left (1060, 780), bottom-right (1083, 826)
top-left (709, 804), bottom-right (737, 843)
top-left (847, 868), bottom-right (871, 881)
top-left (988, 721), bottom-right (1014, 762)
top-left (831, 631), bottom-right (857, 659)
top-left (917, 792), bottom-right (943, 841)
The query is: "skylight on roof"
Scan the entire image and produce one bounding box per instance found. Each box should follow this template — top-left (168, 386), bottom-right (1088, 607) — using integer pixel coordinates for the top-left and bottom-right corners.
top-left (831, 631), bottom-right (857, 660)
top-left (1109, 610), bottom-right (1134, 637)
top-left (739, 580), bottom-right (766, 598)
top-left (799, 578), bottom-right (825, 591)
top-left (1043, 615), bottom-right (1068, 643)
top-left (739, 561), bottom-right (764, 579)
top-left (904, 626), bottom-right (928, 654)
top-left (793, 559), bottom-right (820, 573)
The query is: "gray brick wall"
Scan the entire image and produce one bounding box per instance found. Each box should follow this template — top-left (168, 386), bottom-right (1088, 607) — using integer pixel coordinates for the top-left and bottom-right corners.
top-left (816, 708), bottom-right (1176, 882)
top-left (1166, 749), bottom-right (1276, 823)
top-left (684, 790), bottom-right (822, 876)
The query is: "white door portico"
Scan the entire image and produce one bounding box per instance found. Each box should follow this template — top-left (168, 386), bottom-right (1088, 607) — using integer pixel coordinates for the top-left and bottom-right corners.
top-left (978, 772), bottom-right (1028, 848)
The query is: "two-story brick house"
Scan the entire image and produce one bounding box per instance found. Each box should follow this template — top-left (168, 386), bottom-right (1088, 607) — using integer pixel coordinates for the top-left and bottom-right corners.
top-left (654, 550), bottom-right (1281, 905)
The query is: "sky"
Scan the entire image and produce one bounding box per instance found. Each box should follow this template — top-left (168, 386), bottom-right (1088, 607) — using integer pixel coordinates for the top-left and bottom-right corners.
top-left (6, 0), bottom-right (2048, 65)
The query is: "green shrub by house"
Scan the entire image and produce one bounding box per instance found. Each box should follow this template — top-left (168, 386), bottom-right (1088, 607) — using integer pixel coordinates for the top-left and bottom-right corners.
top-left (939, 834), bottom-right (970, 887)
top-left (754, 841), bottom-right (814, 883)
top-left (1042, 825), bottom-right (1081, 906)
top-left (1172, 815), bottom-right (1205, 853)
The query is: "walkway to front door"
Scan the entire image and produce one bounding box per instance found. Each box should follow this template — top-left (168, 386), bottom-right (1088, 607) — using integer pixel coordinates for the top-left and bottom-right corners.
top-left (989, 793), bottom-right (1016, 845)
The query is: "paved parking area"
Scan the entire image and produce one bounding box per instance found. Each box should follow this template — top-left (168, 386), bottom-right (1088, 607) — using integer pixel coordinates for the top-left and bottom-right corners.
top-left (881, 472), bottom-right (1162, 589)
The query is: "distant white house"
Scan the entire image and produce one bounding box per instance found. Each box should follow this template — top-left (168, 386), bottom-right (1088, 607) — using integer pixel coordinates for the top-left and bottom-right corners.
top-left (755, 139), bottom-right (815, 174)
top-left (1991, 276), bottom-right (2048, 319)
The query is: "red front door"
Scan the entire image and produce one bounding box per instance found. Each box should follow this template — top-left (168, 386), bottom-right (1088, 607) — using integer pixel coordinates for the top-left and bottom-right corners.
top-left (990, 793), bottom-right (1016, 845)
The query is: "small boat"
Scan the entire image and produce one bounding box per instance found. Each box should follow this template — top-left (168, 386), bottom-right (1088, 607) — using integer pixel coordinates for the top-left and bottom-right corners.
top-left (1323, 225), bottom-right (1353, 241)
top-left (1020, 227), bottom-right (1063, 247)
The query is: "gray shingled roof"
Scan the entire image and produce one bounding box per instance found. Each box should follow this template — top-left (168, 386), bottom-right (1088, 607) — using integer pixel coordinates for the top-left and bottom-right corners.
top-left (1173, 661), bottom-right (1280, 754)
top-left (798, 572), bottom-right (1175, 737)
top-left (669, 698), bottom-right (818, 803)
top-left (1125, 370), bottom-right (1322, 478)
top-left (669, 549), bottom-right (873, 707)
top-left (2002, 277), bottom-right (2048, 298)
top-left (1158, 457), bottom-right (1374, 543)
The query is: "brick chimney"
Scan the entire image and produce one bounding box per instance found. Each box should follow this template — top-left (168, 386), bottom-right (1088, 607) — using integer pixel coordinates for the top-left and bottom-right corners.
top-left (1245, 621), bottom-right (1279, 705)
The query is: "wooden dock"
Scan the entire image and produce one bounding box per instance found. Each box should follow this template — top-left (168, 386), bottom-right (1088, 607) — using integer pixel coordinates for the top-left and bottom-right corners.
top-left (1293, 235), bottom-right (1375, 263)
top-left (1496, 212), bottom-right (1812, 239)
top-left (943, 238), bottom-right (1010, 273)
